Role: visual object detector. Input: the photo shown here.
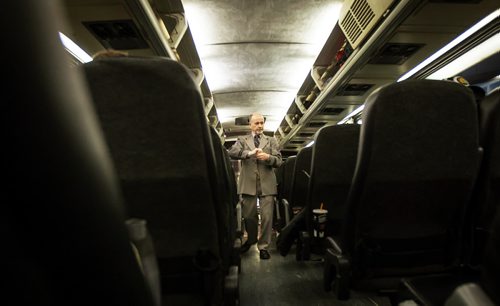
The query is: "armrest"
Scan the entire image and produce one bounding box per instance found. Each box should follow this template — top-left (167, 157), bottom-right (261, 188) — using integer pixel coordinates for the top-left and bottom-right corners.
top-left (400, 272), bottom-right (481, 306)
top-left (325, 236), bottom-right (342, 254)
top-left (282, 198), bottom-right (291, 225)
top-left (323, 235), bottom-right (350, 300)
top-left (445, 283), bottom-right (494, 306)
top-left (125, 218), bottom-right (161, 306)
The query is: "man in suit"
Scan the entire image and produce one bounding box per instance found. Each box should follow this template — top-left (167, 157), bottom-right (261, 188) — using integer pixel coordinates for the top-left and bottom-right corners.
top-left (229, 113), bottom-right (282, 259)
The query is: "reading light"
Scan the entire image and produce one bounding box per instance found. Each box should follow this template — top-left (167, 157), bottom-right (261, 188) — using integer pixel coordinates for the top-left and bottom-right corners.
top-left (59, 32), bottom-right (92, 63)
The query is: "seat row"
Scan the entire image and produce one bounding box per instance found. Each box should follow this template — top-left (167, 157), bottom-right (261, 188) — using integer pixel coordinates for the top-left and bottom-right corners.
top-left (82, 56), bottom-right (241, 306)
top-left (275, 80), bottom-right (499, 304)
top-left (8, 3), bottom-right (242, 302)
top-left (8, 2), bottom-right (161, 305)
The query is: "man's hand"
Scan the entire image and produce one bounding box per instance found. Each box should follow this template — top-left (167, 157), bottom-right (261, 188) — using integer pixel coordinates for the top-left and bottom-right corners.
top-left (256, 149), bottom-right (270, 161)
top-left (248, 148), bottom-right (260, 157)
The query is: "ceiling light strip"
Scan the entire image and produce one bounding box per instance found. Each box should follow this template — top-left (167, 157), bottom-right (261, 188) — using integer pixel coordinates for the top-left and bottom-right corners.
top-left (426, 32), bottom-right (500, 80)
top-left (59, 32), bottom-right (92, 63)
top-left (397, 8), bottom-right (500, 82)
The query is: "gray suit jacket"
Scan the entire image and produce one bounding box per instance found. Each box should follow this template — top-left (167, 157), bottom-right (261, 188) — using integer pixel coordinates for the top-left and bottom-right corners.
top-left (228, 134), bottom-right (282, 196)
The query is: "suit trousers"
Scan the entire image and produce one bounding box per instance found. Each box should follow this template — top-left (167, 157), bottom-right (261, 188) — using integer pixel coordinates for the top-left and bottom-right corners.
top-left (242, 192), bottom-right (274, 250)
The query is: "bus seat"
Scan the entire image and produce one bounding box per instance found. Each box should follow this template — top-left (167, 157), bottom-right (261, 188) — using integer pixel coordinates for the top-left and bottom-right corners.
top-left (398, 88), bottom-right (500, 306)
top-left (275, 159), bottom-right (285, 201)
top-left (5, 1), bottom-right (156, 305)
top-left (275, 146), bottom-right (312, 257)
top-left (82, 56), bottom-right (230, 305)
top-left (290, 146), bottom-right (313, 211)
top-left (310, 125), bottom-right (360, 237)
top-left (401, 198), bottom-right (500, 306)
top-left (276, 206), bottom-right (307, 257)
top-left (275, 155), bottom-right (297, 231)
top-left (274, 161), bottom-right (286, 230)
top-left (209, 127), bottom-right (242, 273)
top-left (297, 124), bottom-right (359, 260)
top-left (125, 218), bottom-right (161, 305)
top-left (467, 88), bottom-right (500, 265)
top-left (478, 192), bottom-right (500, 305)
top-left (324, 79), bottom-right (482, 300)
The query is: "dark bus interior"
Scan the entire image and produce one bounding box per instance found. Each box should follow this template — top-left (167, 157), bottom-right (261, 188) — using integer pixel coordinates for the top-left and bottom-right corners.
top-left (6, 0), bottom-right (499, 305)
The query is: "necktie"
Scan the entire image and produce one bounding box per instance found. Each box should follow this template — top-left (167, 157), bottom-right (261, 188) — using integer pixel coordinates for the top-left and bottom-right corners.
top-left (254, 134), bottom-right (260, 148)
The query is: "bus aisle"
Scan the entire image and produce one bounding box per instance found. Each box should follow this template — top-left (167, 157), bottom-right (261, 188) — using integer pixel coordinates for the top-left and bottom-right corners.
top-left (238, 232), bottom-right (393, 306)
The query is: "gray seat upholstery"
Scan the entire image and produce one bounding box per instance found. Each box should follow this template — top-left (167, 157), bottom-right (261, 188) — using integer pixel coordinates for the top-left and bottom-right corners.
top-left (400, 88), bottom-right (500, 306)
top-left (476, 89), bottom-right (500, 304)
top-left (468, 88), bottom-right (500, 265)
top-left (209, 127), bottom-right (242, 270)
top-left (5, 1), bottom-right (155, 305)
top-left (296, 125), bottom-right (360, 260)
top-left (401, 199), bottom-right (500, 306)
top-left (290, 146), bottom-right (313, 210)
top-left (282, 156), bottom-right (297, 205)
top-left (274, 156), bottom-right (297, 231)
top-left (309, 125), bottom-right (360, 237)
top-left (324, 79), bottom-right (482, 299)
top-left (274, 160), bottom-right (285, 230)
top-left (480, 195), bottom-right (500, 304)
top-left (83, 56), bottom-right (228, 305)
top-left (275, 147), bottom-right (312, 257)
top-left (275, 160), bottom-right (285, 201)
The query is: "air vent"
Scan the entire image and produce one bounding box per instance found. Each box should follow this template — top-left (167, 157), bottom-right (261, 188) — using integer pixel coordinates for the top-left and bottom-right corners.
top-left (338, 84), bottom-right (374, 96)
top-left (338, 0), bottom-right (395, 49)
top-left (369, 43), bottom-right (424, 65)
top-left (235, 116), bottom-right (249, 125)
top-left (321, 107), bottom-right (345, 115)
top-left (299, 132), bottom-right (315, 137)
top-left (308, 122), bottom-right (327, 128)
top-left (83, 20), bottom-right (149, 50)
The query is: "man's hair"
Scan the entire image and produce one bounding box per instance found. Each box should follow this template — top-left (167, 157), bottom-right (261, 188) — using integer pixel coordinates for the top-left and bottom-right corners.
top-left (249, 112), bottom-right (265, 123)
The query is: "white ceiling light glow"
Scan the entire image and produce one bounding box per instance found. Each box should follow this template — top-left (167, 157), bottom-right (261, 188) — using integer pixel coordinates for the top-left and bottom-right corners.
top-left (426, 32), bottom-right (500, 81)
top-left (183, 1), bottom-right (343, 132)
top-left (398, 9), bottom-right (499, 82)
top-left (59, 32), bottom-right (92, 63)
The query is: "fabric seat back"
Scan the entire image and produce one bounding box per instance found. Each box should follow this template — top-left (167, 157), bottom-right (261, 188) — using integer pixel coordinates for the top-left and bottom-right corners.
top-left (290, 146), bottom-right (313, 210)
top-left (468, 88), bottom-right (500, 265)
top-left (83, 57), bottom-right (224, 305)
top-left (282, 156), bottom-right (297, 203)
top-left (308, 125), bottom-right (360, 236)
top-left (343, 79), bottom-right (482, 278)
top-left (6, 2), bottom-right (156, 305)
top-left (209, 126), bottom-right (239, 269)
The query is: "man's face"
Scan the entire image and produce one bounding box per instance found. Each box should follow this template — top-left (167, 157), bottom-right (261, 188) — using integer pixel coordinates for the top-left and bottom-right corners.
top-left (250, 115), bottom-right (265, 135)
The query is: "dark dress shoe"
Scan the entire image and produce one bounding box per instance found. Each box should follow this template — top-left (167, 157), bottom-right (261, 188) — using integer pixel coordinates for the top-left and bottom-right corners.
top-left (259, 249), bottom-right (271, 260)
